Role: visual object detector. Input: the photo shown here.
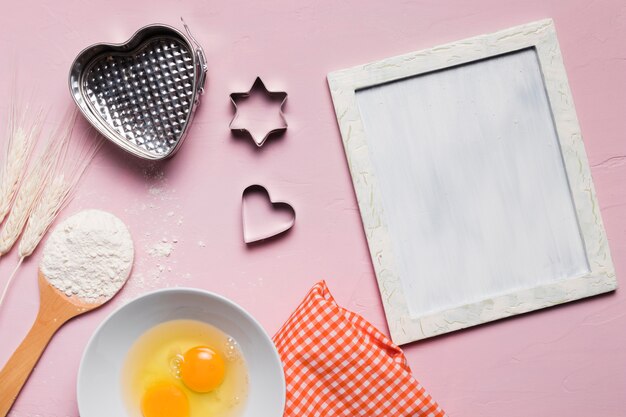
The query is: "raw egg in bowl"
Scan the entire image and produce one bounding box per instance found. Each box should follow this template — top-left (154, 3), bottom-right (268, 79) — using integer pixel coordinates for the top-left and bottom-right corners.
top-left (77, 288), bottom-right (285, 417)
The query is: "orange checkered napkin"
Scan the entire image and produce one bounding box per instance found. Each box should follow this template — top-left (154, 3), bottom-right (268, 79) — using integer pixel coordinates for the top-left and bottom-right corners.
top-left (273, 281), bottom-right (446, 417)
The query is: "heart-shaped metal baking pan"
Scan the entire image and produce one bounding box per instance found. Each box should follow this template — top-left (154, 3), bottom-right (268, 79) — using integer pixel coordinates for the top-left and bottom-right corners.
top-left (69, 24), bottom-right (207, 160)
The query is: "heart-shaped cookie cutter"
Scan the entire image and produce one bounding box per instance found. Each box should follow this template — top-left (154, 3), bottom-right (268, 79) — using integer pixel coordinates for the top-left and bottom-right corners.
top-left (242, 185), bottom-right (295, 244)
top-left (69, 22), bottom-right (207, 160)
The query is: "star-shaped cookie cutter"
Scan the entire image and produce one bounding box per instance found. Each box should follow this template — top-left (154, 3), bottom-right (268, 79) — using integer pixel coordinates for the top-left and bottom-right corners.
top-left (229, 77), bottom-right (288, 147)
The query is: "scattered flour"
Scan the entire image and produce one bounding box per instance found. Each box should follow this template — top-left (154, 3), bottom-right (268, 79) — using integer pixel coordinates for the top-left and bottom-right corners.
top-left (148, 241), bottom-right (173, 258)
top-left (115, 165), bottom-right (193, 299)
top-left (148, 186), bottom-right (164, 196)
top-left (41, 210), bottom-right (134, 303)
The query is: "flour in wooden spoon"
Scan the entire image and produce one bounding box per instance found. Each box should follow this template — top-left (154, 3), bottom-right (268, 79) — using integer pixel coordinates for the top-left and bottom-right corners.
top-left (41, 209), bottom-right (134, 303)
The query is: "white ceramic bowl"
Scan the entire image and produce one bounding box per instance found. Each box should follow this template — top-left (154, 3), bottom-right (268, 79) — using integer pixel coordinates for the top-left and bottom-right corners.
top-left (77, 288), bottom-right (285, 417)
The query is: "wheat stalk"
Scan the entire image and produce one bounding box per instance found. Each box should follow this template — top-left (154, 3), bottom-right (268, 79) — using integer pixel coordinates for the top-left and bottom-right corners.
top-left (18, 129), bottom-right (102, 260)
top-left (0, 144), bottom-right (58, 256)
top-left (0, 99), bottom-right (43, 225)
top-left (0, 124), bottom-right (102, 309)
top-left (0, 111), bottom-right (75, 256)
top-left (0, 111), bottom-right (79, 309)
top-left (0, 140), bottom-right (58, 307)
top-left (18, 175), bottom-right (72, 258)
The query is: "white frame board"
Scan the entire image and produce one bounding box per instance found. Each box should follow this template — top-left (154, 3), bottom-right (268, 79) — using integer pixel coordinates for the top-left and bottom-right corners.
top-left (327, 19), bottom-right (617, 344)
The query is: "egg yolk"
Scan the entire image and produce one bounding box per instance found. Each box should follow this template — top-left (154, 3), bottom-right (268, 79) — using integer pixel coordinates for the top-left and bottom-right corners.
top-left (180, 345), bottom-right (226, 392)
top-left (141, 382), bottom-right (189, 417)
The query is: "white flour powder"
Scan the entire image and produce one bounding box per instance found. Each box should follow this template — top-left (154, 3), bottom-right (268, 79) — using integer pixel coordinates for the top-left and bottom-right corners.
top-left (148, 240), bottom-right (173, 258)
top-left (41, 209), bottom-right (134, 303)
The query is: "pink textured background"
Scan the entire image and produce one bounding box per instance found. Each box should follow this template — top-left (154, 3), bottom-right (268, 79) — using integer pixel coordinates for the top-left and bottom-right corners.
top-left (0, 1), bottom-right (625, 416)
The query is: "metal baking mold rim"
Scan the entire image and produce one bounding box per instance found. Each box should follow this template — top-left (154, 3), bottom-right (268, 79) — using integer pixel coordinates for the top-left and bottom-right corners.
top-left (68, 23), bottom-right (207, 160)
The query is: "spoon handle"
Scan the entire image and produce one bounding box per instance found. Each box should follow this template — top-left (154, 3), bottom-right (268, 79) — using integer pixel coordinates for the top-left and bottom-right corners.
top-left (0, 310), bottom-right (67, 417)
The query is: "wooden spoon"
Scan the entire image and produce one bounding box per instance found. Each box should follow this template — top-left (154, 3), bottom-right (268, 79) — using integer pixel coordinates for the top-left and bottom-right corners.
top-left (0, 271), bottom-right (116, 416)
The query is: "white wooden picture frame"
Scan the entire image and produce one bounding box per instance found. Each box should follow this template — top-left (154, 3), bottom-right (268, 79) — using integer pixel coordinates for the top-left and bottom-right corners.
top-left (328, 19), bottom-right (617, 344)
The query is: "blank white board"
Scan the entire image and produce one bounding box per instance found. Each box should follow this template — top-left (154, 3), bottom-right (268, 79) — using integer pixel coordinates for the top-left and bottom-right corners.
top-left (355, 48), bottom-right (589, 319)
top-left (328, 20), bottom-right (617, 344)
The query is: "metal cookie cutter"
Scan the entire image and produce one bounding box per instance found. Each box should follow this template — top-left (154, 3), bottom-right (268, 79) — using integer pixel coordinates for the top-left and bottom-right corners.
top-left (69, 21), bottom-right (208, 160)
top-left (242, 184), bottom-right (295, 244)
top-left (229, 77), bottom-right (288, 147)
